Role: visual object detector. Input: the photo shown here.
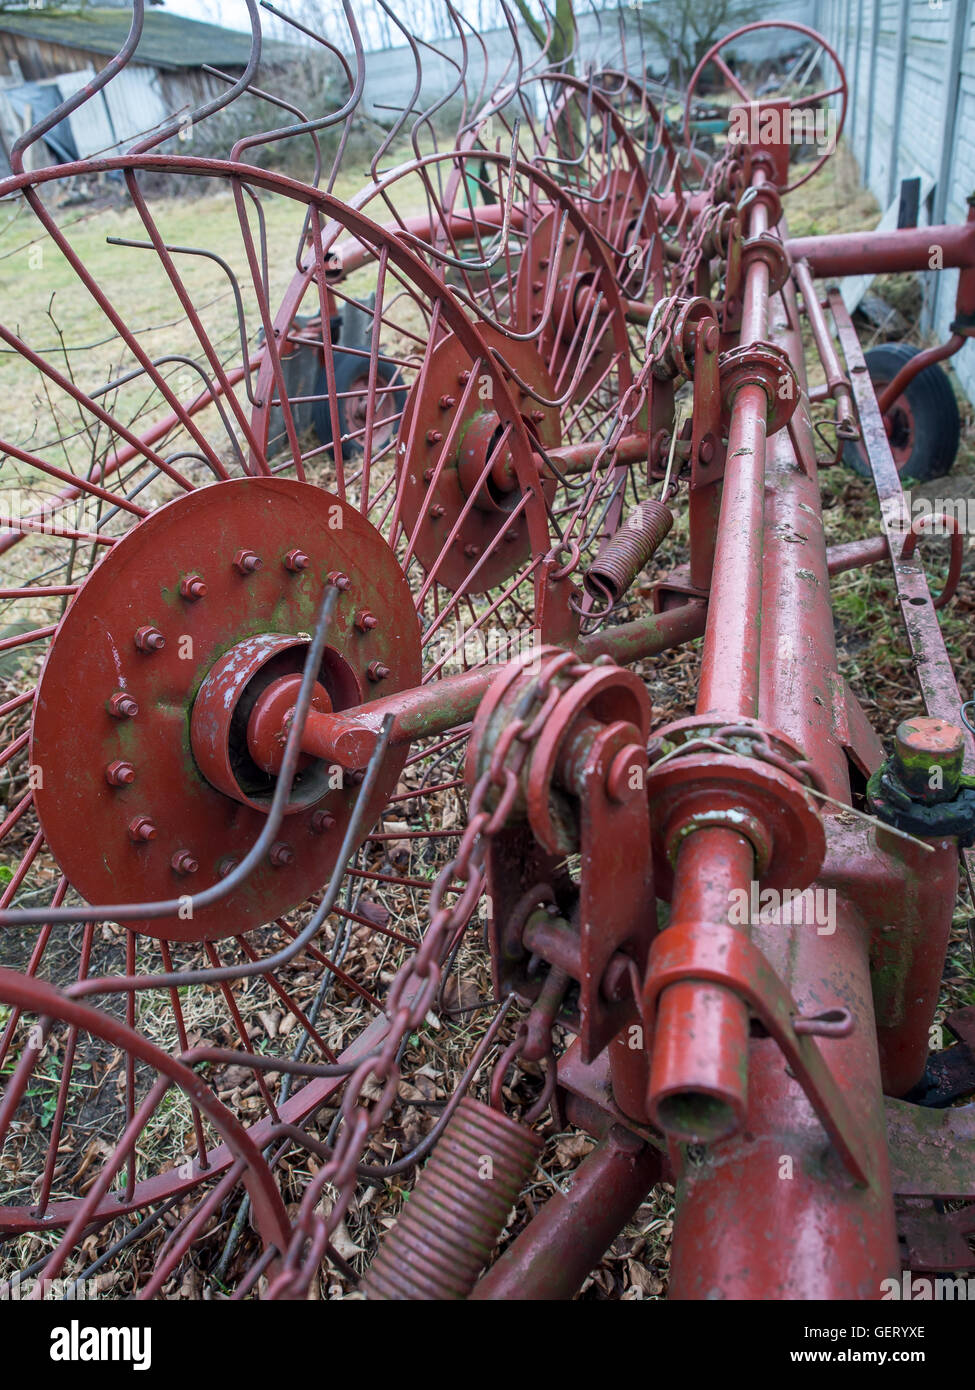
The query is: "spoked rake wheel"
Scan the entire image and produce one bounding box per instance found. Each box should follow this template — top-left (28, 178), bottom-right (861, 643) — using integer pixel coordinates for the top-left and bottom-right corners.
top-left (0, 969), bottom-right (292, 1299)
top-left (0, 155), bottom-right (560, 1292)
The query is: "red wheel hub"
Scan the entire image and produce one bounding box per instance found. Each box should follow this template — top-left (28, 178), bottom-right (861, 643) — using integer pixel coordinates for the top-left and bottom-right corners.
top-left (397, 324), bottom-right (558, 593)
top-left (31, 477), bottom-right (421, 943)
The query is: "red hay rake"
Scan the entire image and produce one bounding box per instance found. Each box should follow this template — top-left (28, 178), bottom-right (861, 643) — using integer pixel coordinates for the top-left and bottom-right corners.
top-left (0, 1), bottom-right (974, 1302)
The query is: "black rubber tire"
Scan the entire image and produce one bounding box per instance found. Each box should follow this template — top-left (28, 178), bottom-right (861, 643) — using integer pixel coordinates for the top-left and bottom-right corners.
top-left (843, 341), bottom-right (961, 482)
top-left (311, 348), bottom-right (405, 459)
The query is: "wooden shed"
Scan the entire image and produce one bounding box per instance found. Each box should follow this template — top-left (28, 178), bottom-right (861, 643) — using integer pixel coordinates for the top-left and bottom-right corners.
top-left (0, 4), bottom-right (291, 173)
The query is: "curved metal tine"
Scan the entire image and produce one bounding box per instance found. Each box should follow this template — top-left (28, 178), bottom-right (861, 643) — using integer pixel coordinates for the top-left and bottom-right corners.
top-left (118, 173), bottom-right (278, 470)
top-left (8, 0), bottom-right (144, 174)
top-left (129, 0), bottom-right (262, 153)
top-left (87, 348), bottom-right (249, 469)
top-left (407, 14), bottom-right (469, 161)
top-left (401, 122), bottom-right (521, 274)
top-left (201, 64), bottom-right (324, 275)
top-left (452, 6), bottom-right (494, 125)
top-left (369, 0), bottom-right (425, 180)
top-left (105, 238), bottom-right (260, 412)
top-left (450, 205), bottom-right (568, 343)
top-left (245, 0), bottom-right (364, 181)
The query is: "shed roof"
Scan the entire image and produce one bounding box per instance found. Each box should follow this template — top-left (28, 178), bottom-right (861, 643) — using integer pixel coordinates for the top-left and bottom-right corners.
top-left (0, 7), bottom-right (292, 71)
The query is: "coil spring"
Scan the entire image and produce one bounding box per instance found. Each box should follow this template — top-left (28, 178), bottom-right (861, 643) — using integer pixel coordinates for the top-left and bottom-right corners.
top-left (363, 1096), bottom-right (543, 1300)
top-left (584, 499), bottom-right (673, 603)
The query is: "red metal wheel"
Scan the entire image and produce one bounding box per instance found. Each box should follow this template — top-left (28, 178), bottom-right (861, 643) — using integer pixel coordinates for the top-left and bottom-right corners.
top-left (0, 150), bottom-right (556, 1284)
top-left (0, 968), bottom-right (292, 1298)
top-left (682, 21), bottom-right (848, 193)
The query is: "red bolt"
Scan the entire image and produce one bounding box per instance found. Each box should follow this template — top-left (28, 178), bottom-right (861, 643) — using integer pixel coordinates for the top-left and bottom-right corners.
top-left (311, 809), bottom-right (336, 834)
top-left (423, 467), bottom-right (435, 482)
top-left (531, 409), bottom-right (545, 423)
top-left (429, 504), bottom-right (446, 518)
top-left (702, 322), bottom-right (720, 353)
top-left (356, 611), bottom-right (379, 632)
top-left (367, 661), bottom-right (390, 682)
top-left (128, 816), bottom-right (156, 843)
top-left (439, 394), bottom-right (456, 409)
top-left (171, 850), bottom-right (198, 876)
top-left (108, 691), bottom-right (138, 719)
top-left (134, 626), bottom-right (165, 652)
top-left (539, 257), bottom-right (550, 269)
top-left (426, 429), bottom-right (443, 446)
top-left (464, 543), bottom-right (481, 558)
top-left (328, 570), bottom-right (351, 591)
top-left (504, 530), bottom-right (519, 543)
top-left (283, 549), bottom-right (309, 572)
top-left (179, 574), bottom-right (207, 601)
top-left (217, 856), bottom-right (238, 878)
top-left (270, 841), bottom-right (294, 868)
top-left (234, 549), bottom-right (263, 575)
top-left (105, 760), bottom-right (135, 787)
top-left (458, 370), bottom-right (470, 384)
top-left (532, 279), bottom-right (544, 293)
top-left (699, 438), bottom-right (715, 464)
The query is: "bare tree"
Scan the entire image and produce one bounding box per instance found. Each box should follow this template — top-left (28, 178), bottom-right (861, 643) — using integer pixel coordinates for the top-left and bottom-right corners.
top-left (633, 0), bottom-right (764, 84)
top-left (509, 0), bottom-right (577, 73)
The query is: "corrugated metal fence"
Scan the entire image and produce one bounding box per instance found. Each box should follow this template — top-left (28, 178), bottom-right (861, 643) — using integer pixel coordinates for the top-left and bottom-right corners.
top-left (817, 0), bottom-right (975, 403)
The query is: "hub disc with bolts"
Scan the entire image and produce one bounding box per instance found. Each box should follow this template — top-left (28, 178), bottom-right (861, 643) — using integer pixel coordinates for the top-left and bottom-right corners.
top-left (31, 477), bottom-right (421, 942)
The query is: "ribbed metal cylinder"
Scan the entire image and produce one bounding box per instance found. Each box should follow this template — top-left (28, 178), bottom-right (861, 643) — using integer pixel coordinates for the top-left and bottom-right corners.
top-left (363, 1097), bottom-right (543, 1300)
top-left (584, 500), bottom-right (674, 602)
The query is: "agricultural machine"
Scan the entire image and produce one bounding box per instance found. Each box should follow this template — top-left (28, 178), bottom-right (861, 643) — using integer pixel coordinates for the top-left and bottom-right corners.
top-left (0, 1), bottom-right (973, 1302)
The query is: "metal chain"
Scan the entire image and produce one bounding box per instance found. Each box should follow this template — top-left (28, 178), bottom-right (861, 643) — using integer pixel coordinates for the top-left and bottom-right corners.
top-left (266, 651), bottom-right (591, 1299)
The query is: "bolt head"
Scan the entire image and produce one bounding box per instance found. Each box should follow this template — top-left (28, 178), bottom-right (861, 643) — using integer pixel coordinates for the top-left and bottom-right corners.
top-left (464, 543), bottom-right (481, 558)
top-left (367, 661), bottom-right (390, 682)
top-left (606, 743), bottom-right (646, 803)
top-left (270, 841), bottom-right (294, 868)
top-left (426, 429), bottom-right (443, 446)
top-left (893, 717), bottom-right (965, 803)
top-left (328, 570), bottom-right (351, 591)
top-left (439, 394), bottom-right (456, 409)
top-left (106, 760), bottom-right (135, 787)
top-left (355, 611), bottom-right (379, 632)
top-left (171, 850), bottom-right (199, 876)
top-left (233, 549), bottom-right (263, 575)
top-left (311, 809), bottom-right (336, 833)
top-left (458, 370), bottom-right (470, 385)
top-left (134, 626), bottom-right (165, 652)
top-left (283, 549), bottom-right (309, 572)
top-left (179, 574), bottom-right (207, 601)
top-left (429, 504), bottom-right (445, 519)
top-left (128, 816), bottom-right (156, 843)
top-left (108, 691), bottom-right (138, 719)
top-left (530, 409), bottom-right (545, 423)
top-left (699, 437), bottom-right (715, 464)
top-left (702, 322), bottom-right (720, 353)
top-left (216, 856), bottom-right (238, 879)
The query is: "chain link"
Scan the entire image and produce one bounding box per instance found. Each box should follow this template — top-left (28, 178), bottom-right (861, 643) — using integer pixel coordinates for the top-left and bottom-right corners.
top-left (267, 651), bottom-right (592, 1298)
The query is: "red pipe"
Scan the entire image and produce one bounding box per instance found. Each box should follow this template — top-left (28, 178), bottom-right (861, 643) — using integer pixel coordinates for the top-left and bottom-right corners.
top-left (696, 176), bottom-right (771, 718)
top-left (470, 1125), bottom-right (660, 1300)
top-left (785, 222), bottom-right (975, 277)
top-left (667, 894), bottom-right (900, 1299)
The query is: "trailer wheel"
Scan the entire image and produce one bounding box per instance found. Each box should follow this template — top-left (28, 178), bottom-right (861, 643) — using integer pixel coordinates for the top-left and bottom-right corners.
top-left (843, 342), bottom-right (961, 482)
top-left (312, 347), bottom-right (406, 460)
